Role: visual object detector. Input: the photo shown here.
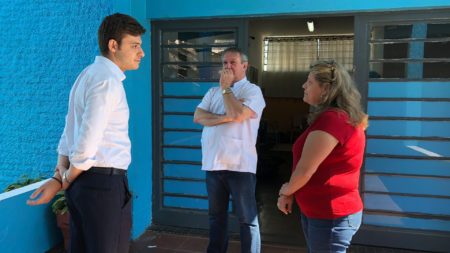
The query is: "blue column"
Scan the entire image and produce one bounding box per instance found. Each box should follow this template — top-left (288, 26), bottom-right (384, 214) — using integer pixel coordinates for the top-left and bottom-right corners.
top-left (407, 24), bottom-right (426, 79)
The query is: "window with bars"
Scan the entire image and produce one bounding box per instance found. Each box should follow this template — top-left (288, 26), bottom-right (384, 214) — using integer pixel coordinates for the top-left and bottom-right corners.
top-left (162, 30), bottom-right (237, 80)
top-left (363, 20), bottom-right (450, 237)
top-left (263, 36), bottom-right (354, 72)
top-left (369, 22), bottom-right (450, 79)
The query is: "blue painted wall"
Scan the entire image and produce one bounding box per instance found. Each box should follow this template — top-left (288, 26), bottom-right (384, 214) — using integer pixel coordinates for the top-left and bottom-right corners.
top-left (0, 0), bottom-right (153, 248)
top-left (114, 0), bottom-right (153, 239)
top-left (0, 0), bottom-right (113, 190)
top-left (0, 181), bottom-right (61, 253)
top-left (0, 0), bottom-right (153, 242)
top-left (147, 0), bottom-right (450, 19)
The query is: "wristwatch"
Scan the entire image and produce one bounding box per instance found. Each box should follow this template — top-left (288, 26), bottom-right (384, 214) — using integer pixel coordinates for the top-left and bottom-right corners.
top-left (222, 88), bottom-right (232, 95)
top-left (63, 171), bottom-right (71, 184)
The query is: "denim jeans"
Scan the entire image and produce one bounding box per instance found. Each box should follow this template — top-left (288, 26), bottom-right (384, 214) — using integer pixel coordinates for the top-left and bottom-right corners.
top-left (301, 210), bottom-right (362, 253)
top-left (206, 171), bottom-right (261, 253)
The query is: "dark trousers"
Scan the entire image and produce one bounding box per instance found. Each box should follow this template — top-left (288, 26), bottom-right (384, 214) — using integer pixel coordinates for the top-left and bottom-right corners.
top-left (65, 170), bottom-right (132, 253)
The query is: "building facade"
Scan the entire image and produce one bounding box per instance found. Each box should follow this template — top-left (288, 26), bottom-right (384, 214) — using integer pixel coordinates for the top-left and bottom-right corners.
top-left (1, 1), bottom-right (449, 252)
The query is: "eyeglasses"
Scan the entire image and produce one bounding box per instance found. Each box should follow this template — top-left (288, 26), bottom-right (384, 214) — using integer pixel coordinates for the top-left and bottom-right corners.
top-left (310, 60), bottom-right (336, 81)
top-left (326, 60), bottom-right (336, 81)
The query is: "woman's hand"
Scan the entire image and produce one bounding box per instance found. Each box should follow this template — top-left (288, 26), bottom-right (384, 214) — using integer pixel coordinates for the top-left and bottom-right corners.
top-left (279, 182), bottom-right (290, 196)
top-left (277, 194), bottom-right (294, 215)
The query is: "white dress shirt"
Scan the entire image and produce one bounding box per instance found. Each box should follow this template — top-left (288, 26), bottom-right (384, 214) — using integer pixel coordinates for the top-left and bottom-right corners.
top-left (58, 56), bottom-right (131, 171)
top-left (197, 77), bottom-right (266, 174)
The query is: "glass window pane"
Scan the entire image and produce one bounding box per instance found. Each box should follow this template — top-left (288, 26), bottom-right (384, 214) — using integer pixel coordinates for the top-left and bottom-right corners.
top-left (366, 139), bottom-right (450, 157)
top-left (163, 82), bottom-right (216, 96)
top-left (364, 214), bottom-right (450, 232)
top-left (369, 62), bottom-right (406, 78)
top-left (267, 39), bottom-right (317, 72)
top-left (163, 98), bottom-right (201, 113)
top-left (424, 41), bottom-right (450, 58)
top-left (427, 23), bottom-right (450, 38)
top-left (265, 36), bottom-right (353, 72)
top-left (164, 131), bottom-right (201, 146)
top-left (371, 25), bottom-right (412, 40)
top-left (367, 101), bottom-right (450, 118)
top-left (365, 157), bottom-right (450, 177)
top-left (163, 64), bottom-right (222, 80)
top-left (162, 31), bottom-right (235, 45)
top-left (368, 81), bottom-right (450, 99)
top-left (367, 120), bottom-right (450, 138)
top-left (364, 193), bottom-right (450, 216)
top-left (423, 62), bottom-right (450, 78)
top-left (164, 147), bottom-right (201, 162)
top-left (163, 47), bottom-right (227, 62)
top-left (318, 38), bottom-right (354, 70)
top-left (370, 43), bottom-right (408, 59)
top-left (164, 115), bottom-right (203, 130)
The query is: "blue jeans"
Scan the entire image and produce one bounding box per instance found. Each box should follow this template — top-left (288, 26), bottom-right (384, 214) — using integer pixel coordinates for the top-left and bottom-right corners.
top-left (206, 171), bottom-right (261, 253)
top-left (301, 211), bottom-right (362, 253)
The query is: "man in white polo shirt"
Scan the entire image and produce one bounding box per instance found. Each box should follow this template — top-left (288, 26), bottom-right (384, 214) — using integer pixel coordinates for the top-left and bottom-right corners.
top-left (194, 47), bottom-right (266, 253)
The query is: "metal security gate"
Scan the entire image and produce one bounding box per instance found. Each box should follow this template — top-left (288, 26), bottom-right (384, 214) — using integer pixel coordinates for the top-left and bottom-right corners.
top-left (353, 10), bottom-right (450, 252)
top-left (151, 19), bottom-right (248, 230)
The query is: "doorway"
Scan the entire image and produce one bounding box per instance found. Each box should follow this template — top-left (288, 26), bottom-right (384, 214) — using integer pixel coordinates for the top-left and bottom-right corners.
top-left (248, 16), bottom-right (355, 246)
top-left (150, 15), bottom-right (355, 246)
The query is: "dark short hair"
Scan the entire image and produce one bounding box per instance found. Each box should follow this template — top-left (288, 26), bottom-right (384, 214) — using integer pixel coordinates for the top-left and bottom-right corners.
top-left (98, 13), bottom-right (146, 56)
top-left (222, 47), bottom-right (248, 63)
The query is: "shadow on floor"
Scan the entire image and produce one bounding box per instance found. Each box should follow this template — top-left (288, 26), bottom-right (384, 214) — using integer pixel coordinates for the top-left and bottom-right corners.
top-left (129, 230), bottom-right (306, 253)
top-left (47, 229), bottom-right (432, 253)
top-left (129, 229), bottom-right (432, 253)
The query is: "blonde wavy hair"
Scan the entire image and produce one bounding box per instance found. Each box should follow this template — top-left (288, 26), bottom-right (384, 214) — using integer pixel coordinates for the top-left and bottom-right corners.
top-left (308, 60), bottom-right (368, 130)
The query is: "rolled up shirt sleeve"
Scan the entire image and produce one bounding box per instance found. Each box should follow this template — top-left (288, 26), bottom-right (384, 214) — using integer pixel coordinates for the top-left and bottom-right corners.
top-left (197, 88), bottom-right (215, 112)
top-left (69, 80), bottom-right (116, 170)
top-left (242, 86), bottom-right (265, 118)
top-left (57, 120), bottom-right (70, 156)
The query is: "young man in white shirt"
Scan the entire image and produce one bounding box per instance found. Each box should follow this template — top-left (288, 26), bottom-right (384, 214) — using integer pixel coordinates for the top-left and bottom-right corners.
top-left (194, 48), bottom-right (266, 253)
top-left (27, 13), bottom-right (145, 253)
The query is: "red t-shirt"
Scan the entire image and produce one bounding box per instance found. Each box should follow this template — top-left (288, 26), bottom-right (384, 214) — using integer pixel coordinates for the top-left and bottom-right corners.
top-left (292, 109), bottom-right (365, 219)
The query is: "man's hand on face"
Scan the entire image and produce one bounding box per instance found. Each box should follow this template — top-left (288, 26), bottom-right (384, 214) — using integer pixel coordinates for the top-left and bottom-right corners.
top-left (220, 69), bottom-right (234, 89)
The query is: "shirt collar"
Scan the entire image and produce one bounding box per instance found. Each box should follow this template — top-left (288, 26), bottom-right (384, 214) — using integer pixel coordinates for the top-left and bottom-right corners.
top-left (231, 76), bottom-right (248, 91)
top-left (95, 56), bottom-right (126, 82)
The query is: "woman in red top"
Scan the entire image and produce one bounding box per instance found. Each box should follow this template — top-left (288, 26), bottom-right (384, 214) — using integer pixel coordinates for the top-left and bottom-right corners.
top-left (277, 60), bottom-right (368, 252)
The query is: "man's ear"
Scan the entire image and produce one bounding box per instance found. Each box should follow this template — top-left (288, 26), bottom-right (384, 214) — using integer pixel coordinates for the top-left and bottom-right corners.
top-left (243, 61), bottom-right (248, 70)
top-left (108, 39), bottom-right (118, 53)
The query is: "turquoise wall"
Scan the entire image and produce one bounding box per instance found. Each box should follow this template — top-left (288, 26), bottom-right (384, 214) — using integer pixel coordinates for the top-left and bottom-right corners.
top-left (0, 0), bottom-right (152, 248)
top-left (114, 0), bottom-right (153, 239)
top-left (0, 181), bottom-right (61, 253)
top-left (147, 0), bottom-right (450, 19)
top-left (0, 0), bottom-right (113, 191)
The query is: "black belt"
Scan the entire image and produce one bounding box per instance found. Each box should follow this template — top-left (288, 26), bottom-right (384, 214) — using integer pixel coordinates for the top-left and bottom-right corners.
top-left (87, 167), bottom-right (127, 176)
